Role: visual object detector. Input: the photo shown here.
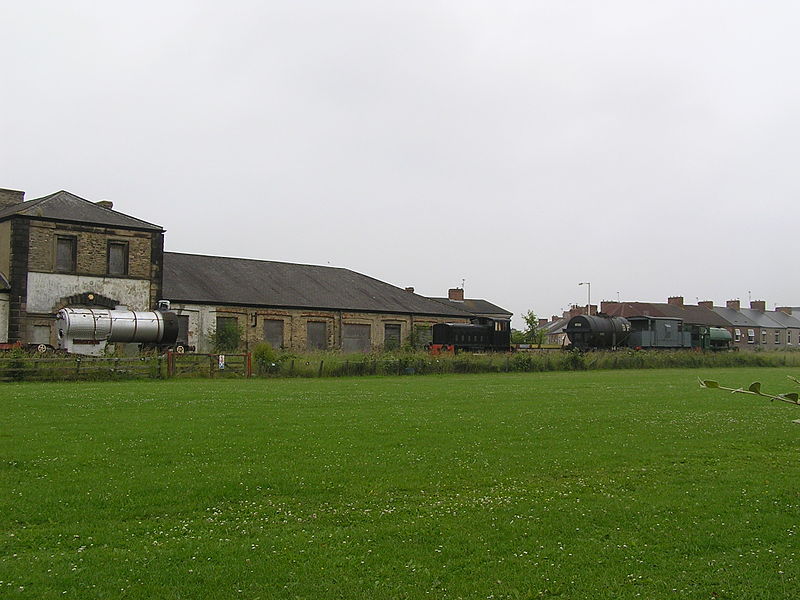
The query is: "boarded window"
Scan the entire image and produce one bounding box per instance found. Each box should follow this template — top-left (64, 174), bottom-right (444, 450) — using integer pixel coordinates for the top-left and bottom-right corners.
top-left (307, 321), bottom-right (328, 350)
top-left (107, 241), bottom-right (128, 276)
top-left (342, 323), bottom-right (371, 353)
top-left (177, 315), bottom-right (190, 344)
top-left (56, 236), bottom-right (76, 272)
top-left (414, 324), bottom-right (433, 348)
top-left (384, 324), bottom-right (401, 350)
top-left (214, 316), bottom-right (240, 352)
top-left (263, 319), bottom-right (284, 348)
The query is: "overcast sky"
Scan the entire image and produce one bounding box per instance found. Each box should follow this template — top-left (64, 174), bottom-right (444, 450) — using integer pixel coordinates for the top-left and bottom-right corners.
top-left (3, 1), bottom-right (799, 327)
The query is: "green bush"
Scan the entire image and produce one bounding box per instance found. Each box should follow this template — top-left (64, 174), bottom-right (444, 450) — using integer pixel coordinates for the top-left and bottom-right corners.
top-left (252, 342), bottom-right (278, 375)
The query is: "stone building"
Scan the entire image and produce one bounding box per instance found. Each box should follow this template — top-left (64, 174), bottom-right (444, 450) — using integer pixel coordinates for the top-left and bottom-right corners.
top-left (162, 252), bottom-right (473, 353)
top-left (0, 188), bottom-right (164, 347)
top-left (1, 188), bottom-right (488, 352)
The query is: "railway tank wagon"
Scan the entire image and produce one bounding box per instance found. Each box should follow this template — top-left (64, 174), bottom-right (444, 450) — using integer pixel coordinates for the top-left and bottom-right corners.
top-left (56, 306), bottom-right (179, 356)
top-left (565, 314), bottom-right (631, 350)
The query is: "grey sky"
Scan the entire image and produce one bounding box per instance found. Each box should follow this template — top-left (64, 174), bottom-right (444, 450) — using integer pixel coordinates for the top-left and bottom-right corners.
top-left (3, 1), bottom-right (798, 328)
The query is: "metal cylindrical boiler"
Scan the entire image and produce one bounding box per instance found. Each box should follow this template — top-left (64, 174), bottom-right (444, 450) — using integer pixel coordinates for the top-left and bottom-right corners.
top-left (566, 314), bottom-right (631, 350)
top-left (56, 307), bottom-right (179, 346)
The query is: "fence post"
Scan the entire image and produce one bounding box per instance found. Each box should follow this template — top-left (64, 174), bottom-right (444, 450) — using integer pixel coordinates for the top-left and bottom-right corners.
top-left (210, 355), bottom-right (215, 378)
top-left (75, 357), bottom-right (81, 375)
top-left (318, 360), bottom-right (324, 377)
top-left (246, 352), bottom-right (252, 378)
top-left (166, 350), bottom-right (174, 378)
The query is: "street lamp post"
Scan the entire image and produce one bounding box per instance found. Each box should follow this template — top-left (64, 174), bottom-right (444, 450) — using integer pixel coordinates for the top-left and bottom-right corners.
top-left (579, 282), bottom-right (591, 315)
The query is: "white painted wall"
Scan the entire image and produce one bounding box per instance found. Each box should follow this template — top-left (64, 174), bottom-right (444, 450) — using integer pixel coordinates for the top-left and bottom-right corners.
top-left (27, 272), bottom-right (151, 313)
top-left (169, 303), bottom-right (216, 353)
top-left (0, 292), bottom-right (9, 343)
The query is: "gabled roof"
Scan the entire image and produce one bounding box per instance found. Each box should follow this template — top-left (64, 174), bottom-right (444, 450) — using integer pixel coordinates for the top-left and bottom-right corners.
top-left (601, 301), bottom-right (729, 327)
top-left (0, 190), bottom-right (163, 231)
top-left (737, 308), bottom-right (785, 329)
top-left (765, 310), bottom-right (800, 328)
top-left (428, 297), bottom-right (513, 318)
top-left (162, 252), bottom-right (474, 317)
top-left (712, 307), bottom-right (759, 328)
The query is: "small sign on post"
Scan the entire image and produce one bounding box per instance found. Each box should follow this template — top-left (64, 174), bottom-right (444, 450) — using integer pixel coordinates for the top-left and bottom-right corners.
top-left (218, 354), bottom-right (225, 370)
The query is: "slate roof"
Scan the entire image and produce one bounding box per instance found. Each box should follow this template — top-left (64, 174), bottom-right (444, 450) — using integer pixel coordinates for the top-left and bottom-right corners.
top-left (0, 272), bottom-right (9, 291)
top-left (764, 310), bottom-right (800, 329)
top-left (737, 308), bottom-right (786, 329)
top-left (163, 252), bottom-right (474, 317)
top-left (712, 307), bottom-right (759, 328)
top-left (601, 301), bottom-right (729, 327)
top-left (428, 297), bottom-right (513, 318)
top-left (0, 190), bottom-right (163, 231)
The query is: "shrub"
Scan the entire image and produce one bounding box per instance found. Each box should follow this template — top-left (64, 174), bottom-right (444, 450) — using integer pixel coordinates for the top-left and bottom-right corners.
top-left (252, 342), bottom-right (278, 375)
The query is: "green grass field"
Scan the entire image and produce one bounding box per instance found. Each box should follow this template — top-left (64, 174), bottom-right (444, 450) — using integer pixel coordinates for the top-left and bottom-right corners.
top-left (2, 369), bottom-right (798, 599)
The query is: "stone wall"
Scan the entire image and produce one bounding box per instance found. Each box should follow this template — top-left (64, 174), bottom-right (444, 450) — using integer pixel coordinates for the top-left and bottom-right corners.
top-left (168, 302), bottom-right (468, 353)
top-left (0, 292), bottom-right (8, 343)
top-left (27, 220), bottom-right (154, 279)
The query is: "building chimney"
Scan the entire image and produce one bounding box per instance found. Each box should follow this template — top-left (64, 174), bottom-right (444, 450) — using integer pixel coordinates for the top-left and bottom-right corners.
top-left (448, 288), bottom-right (464, 301)
top-left (538, 318), bottom-right (548, 327)
top-left (750, 300), bottom-right (766, 312)
top-left (0, 188), bottom-right (24, 209)
top-left (551, 315), bottom-right (559, 322)
top-left (96, 200), bottom-right (114, 210)
top-left (600, 301), bottom-right (619, 314)
top-left (667, 296), bottom-right (684, 307)
top-left (726, 300), bottom-right (740, 311)
top-left (404, 287), bottom-right (414, 293)
top-left (698, 301), bottom-right (714, 310)
top-left (777, 307), bottom-right (792, 315)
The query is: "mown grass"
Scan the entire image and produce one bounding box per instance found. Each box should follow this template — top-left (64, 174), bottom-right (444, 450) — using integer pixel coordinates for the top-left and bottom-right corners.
top-left (2, 368), bottom-right (799, 599)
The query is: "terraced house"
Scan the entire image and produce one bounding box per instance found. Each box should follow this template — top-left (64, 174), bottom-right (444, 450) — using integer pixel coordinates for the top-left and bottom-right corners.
top-left (1, 188), bottom-right (504, 353)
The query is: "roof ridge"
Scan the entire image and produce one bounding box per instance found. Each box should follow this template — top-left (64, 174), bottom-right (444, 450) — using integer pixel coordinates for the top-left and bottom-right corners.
top-left (165, 251), bottom-right (346, 270)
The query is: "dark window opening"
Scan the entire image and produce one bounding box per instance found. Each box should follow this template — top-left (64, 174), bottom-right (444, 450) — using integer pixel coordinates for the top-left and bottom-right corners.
top-left (107, 241), bottom-right (129, 276)
top-left (56, 236), bottom-right (76, 273)
top-left (263, 319), bottom-right (284, 348)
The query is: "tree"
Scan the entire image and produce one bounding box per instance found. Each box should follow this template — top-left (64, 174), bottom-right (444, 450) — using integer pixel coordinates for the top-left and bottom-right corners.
top-left (521, 310), bottom-right (546, 347)
top-left (208, 320), bottom-right (243, 353)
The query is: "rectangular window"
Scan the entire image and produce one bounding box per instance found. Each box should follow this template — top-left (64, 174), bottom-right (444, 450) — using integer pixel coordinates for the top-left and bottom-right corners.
top-left (55, 236), bottom-right (76, 273)
top-left (747, 329), bottom-right (755, 344)
top-left (384, 324), bottom-right (401, 350)
top-left (775, 330), bottom-right (781, 344)
top-left (761, 330), bottom-right (767, 344)
top-left (177, 315), bottom-right (190, 345)
top-left (788, 330), bottom-right (793, 345)
top-left (734, 328), bottom-right (741, 342)
top-left (215, 316), bottom-right (240, 351)
top-left (107, 241), bottom-right (128, 276)
top-left (263, 319), bottom-right (284, 349)
top-left (413, 324), bottom-right (433, 349)
top-left (342, 323), bottom-right (371, 352)
top-left (307, 321), bottom-right (328, 350)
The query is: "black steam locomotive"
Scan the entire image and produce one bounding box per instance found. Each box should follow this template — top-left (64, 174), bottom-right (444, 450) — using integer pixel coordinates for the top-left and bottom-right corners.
top-left (565, 314), bottom-right (732, 351)
top-left (431, 317), bottom-right (511, 352)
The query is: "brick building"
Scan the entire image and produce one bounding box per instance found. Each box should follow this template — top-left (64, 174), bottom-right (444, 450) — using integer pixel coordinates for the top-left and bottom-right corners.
top-left (0, 188), bottom-right (489, 352)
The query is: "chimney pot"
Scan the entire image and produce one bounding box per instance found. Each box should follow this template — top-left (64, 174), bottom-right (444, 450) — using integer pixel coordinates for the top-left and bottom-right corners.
top-left (698, 301), bottom-right (714, 310)
top-left (726, 299), bottom-right (740, 311)
top-left (0, 188), bottom-right (25, 209)
top-left (750, 300), bottom-right (765, 312)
